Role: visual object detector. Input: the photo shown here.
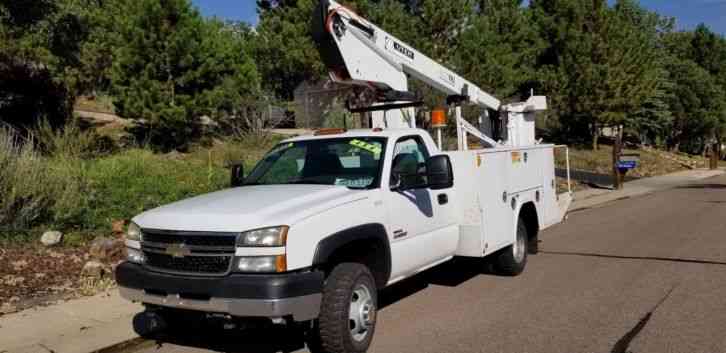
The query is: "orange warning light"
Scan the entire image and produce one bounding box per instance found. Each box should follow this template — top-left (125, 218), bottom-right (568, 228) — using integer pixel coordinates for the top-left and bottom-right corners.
top-left (431, 109), bottom-right (447, 128)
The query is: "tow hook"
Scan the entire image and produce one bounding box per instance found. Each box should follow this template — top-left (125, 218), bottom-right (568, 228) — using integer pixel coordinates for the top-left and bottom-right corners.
top-left (132, 310), bottom-right (168, 336)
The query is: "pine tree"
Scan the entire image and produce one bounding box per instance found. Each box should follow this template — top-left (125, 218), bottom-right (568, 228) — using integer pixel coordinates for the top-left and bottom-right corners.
top-left (0, 0), bottom-right (90, 129)
top-left (455, 0), bottom-right (543, 101)
top-left (111, 0), bottom-right (259, 150)
top-left (615, 0), bottom-right (674, 146)
top-left (531, 0), bottom-right (661, 149)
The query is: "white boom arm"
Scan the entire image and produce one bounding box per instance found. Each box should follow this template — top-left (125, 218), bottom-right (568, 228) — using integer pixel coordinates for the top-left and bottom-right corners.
top-left (312, 0), bottom-right (547, 147)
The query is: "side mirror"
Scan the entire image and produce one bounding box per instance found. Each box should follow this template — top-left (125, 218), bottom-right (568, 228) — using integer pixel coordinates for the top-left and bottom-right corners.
top-left (427, 155), bottom-right (453, 190)
top-left (229, 162), bottom-right (245, 187)
top-left (390, 154), bottom-right (427, 191)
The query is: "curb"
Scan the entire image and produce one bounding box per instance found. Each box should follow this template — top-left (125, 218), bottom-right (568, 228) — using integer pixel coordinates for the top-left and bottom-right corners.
top-left (93, 337), bottom-right (152, 353)
top-left (569, 169), bottom-right (725, 213)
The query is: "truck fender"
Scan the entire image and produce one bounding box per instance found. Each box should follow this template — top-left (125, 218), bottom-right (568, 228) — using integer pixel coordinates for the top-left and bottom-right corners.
top-left (312, 223), bottom-right (391, 287)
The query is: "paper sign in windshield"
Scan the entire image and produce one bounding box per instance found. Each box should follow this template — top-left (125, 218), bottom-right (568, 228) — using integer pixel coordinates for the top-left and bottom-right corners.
top-left (350, 139), bottom-right (382, 157)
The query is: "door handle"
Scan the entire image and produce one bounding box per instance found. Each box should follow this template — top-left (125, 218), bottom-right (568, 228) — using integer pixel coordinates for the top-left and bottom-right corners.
top-left (438, 193), bottom-right (448, 205)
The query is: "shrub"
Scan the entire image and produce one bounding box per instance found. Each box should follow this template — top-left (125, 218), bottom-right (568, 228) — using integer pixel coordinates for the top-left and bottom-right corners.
top-left (1, 123), bottom-right (284, 243)
top-left (34, 119), bottom-right (111, 158)
top-left (0, 126), bottom-right (88, 231)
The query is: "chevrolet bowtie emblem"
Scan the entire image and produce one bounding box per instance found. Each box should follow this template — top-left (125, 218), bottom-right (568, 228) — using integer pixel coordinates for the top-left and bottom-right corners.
top-left (165, 243), bottom-right (191, 258)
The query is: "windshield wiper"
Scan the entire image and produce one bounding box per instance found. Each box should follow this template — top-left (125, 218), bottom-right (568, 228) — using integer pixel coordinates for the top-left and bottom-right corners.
top-left (240, 182), bottom-right (262, 186)
top-left (289, 179), bottom-right (332, 185)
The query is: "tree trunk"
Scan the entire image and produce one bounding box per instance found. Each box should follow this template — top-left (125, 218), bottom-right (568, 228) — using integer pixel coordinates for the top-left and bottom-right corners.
top-left (591, 123), bottom-right (599, 151)
top-left (710, 142), bottom-right (719, 170)
top-left (671, 142), bottom-right (680, 153)
top-left (612, 126), bottom-right (623, 190)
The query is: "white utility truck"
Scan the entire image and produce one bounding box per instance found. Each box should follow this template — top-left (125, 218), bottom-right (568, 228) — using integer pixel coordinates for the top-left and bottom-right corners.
top-left (116, 1), bottom-right (572, 352)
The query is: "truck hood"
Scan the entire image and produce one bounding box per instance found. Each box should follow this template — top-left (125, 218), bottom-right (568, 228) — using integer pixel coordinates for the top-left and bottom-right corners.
top-left (133, 184), bottom-right (366, 232)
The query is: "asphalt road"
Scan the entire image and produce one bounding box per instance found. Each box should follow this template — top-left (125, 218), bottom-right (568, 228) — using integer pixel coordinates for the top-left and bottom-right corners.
top-left (126, 174), bottom-right (726, 353)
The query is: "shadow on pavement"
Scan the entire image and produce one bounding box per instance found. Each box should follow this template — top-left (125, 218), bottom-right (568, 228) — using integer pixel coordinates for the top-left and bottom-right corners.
top-left (541, 250), bottom-right (726, 266)
top-left (133, 258), bottom-right (498, 352)
top-left (676, 183), bottom-right (726, 190)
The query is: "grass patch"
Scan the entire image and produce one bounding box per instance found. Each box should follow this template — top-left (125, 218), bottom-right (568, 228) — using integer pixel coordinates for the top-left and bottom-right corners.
top-left (0, 125), bottom-right (282, 245)
top-left (80, 148), bottom-right (230, 230)
top-left (555, 145), bottom-right (706, 178)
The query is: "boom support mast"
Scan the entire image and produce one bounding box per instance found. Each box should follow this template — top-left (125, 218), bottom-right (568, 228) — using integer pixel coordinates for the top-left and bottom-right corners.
top-left (312, 0), bottom-right (547, 148)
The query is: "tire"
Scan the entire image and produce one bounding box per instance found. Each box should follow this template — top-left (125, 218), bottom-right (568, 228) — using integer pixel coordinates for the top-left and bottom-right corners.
top-left (316, 263), bottom-right (378, 353)
top-left (493, 217), bottom-right (528, 276)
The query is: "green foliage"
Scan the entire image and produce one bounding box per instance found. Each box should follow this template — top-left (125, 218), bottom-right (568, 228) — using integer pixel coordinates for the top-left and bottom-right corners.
top-left (110, 0), bottom-right (260, 150)
top-left (0, 126), bottom-right (88, 230)
top-left (532, 0), bottom-right (662, 148)
top-left (615, 0), bottom-right (675, 145)
top-left (254, 0), bottom-right (326, 100)
top-left (665, 58), bottom-right (721, 153)
top-left (455, 0), bottom-right (543, 100)
top-left (0, 123), bottom-right (281, 238)
top-left (0, 0), bottom-right (86, 129)
top-left (73, 0), bottom-right (128, 95)
top-left (660, 26), bottom-right (726, 153)
top-left (34, 118), bottom-right (113, 158)
top-left (81, 149), bottom-right (228, 229)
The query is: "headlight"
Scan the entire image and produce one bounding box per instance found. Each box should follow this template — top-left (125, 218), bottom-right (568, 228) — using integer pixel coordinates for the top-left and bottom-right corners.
top-left (237, 226), bottom-right (288, 247)
top-left (126, 222), bottom-right (142, 241)
top-left (126, 247), bottom-right (145, 264)
top-left (236, 256), bottom-right (286, 273)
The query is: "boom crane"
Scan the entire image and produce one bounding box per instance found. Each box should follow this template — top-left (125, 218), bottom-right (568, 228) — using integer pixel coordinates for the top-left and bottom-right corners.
top-left (312, 0), bottom-right (548, 149)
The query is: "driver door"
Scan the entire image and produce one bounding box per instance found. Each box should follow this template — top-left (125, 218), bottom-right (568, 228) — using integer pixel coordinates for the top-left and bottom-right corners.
top-left (386, 136), bottom-right (456, 281)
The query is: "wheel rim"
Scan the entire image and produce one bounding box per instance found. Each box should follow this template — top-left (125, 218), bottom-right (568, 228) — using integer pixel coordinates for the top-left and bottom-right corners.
top-left (349, 283), bottom-right (375, 342)
top-left (513, 226), bottom-right (526, 263)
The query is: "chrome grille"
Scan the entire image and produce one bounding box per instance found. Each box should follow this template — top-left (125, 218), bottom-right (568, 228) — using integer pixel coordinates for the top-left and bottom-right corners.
top-left (140, 229), bottom-right (237, 276)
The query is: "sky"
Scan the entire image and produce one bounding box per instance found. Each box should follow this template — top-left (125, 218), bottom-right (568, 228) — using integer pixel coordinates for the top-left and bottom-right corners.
top-left (191, 0), bottom-right (725, 35)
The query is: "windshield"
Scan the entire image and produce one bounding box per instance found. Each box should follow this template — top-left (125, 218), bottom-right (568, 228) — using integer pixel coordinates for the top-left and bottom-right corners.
top-left (244, 137), bottom-right (387, 189)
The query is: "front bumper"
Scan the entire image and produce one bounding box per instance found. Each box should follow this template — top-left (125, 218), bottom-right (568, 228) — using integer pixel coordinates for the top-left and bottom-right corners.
top-left (115, 262), bottom-right (324, 322)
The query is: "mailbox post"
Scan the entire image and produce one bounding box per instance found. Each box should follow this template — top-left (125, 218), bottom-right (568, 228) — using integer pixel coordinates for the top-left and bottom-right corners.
top-left (710, 142), bottom-right (719, 170)
top-left (611, 126), bottom-right (639, 190)
top-left (617, 153), bottom-right (640, 188)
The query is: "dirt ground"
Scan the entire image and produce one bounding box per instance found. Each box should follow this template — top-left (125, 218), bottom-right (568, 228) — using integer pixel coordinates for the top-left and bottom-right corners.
top-left (0, 244), bottom-right (119, 313)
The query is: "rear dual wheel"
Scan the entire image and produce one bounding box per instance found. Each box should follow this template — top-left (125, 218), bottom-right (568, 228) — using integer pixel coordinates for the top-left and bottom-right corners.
top-left (493, 217), bottom-right (528, 276)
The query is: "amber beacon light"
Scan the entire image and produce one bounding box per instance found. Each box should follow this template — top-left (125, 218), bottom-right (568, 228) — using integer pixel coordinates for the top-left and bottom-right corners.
top-left (431, 109), bottom-right (447, 128)
top-left (431, 109), bottom-right (447, 149)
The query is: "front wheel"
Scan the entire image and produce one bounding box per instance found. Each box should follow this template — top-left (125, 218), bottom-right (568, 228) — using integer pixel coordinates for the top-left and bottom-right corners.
top-left (316, 263), bottom-right (378, 353)
top-left (493, 217), bottom-right (528, 276)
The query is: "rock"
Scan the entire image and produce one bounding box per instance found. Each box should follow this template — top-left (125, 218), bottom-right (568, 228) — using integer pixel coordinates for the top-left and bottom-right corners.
top-left (1, 303), bottom-right (18, 315)
top-left (164, 151), bottom-right (184, 160)
top-left (2, 276), bottom-right (25, 286)
top-left (111, 219), bottom-right (126, 236)
top-left (81, 261), bottom-right (106, 278)
top-left (40, 231), bottom-right (63, 246)
top-left (89, 236), bottom-right (124, 260)
top-left (11, 260), bottom-right (28, 270)
top-left (199, 115), bottom-right (219, 127)
top-left (48, 251), bottom-right (64, 259)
